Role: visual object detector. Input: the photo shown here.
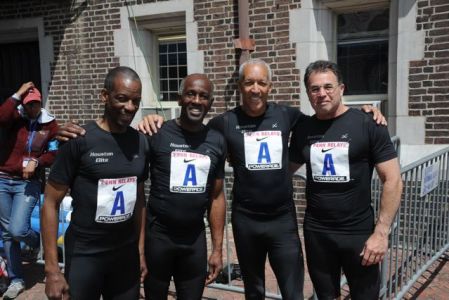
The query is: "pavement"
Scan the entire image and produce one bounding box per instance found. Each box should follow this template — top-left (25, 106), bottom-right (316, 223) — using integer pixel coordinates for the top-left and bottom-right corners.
top-left (3, 251), bottom-right (448, 299)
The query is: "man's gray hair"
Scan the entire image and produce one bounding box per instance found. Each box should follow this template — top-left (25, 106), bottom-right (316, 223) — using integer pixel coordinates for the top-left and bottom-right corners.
top-left (238, 59), bottom-right (272, 82)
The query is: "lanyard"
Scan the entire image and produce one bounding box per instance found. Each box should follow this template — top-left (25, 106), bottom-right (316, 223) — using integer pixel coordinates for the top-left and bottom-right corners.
top-left (27, 121), bottom-right (38, 156)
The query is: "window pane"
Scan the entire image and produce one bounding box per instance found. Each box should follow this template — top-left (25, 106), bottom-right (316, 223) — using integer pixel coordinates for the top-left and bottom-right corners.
top-left (338, 41), bottom-right (388, 95)
top-left (169, 80), bottom-right (178, 91)
top-left (160, 66), bottom-right (167, 78)
top-left (178, 52), bottom-right (187, 66)
top-left (168, 53), bottom-right (177, 65)
top-left (158, 40), bottom-right (187, 101)
top-left (338, 10), bottom-right (389, 41)
top-left (159, 44), bottom-right (168, 53)
top-left (161, 80), bottom-right (168, 92)
top-left (178, 43), bottom-right (186, 52)
top-left (337, 9), bottom-right (389, 95)
top-left (169, 92), bottom-right (178, 101)
top-left (168, 43), bottom-right (177, 52)
top-left (159, 54), bottom-right (167, 66)
top-left (161, 92), bottom-right (169, 101)
top-left (179, 66), bottom-right (187, 78)
top-left (169, 66), bottom-right (178, 79)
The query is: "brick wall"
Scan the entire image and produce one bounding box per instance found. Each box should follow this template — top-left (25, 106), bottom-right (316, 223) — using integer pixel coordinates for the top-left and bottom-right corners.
top-left (410, 0), bottom-right (449, 144)
top-left (196, 0), bottom-right (302, 117)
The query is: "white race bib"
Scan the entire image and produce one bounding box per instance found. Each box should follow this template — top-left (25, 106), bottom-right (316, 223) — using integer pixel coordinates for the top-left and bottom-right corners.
top-left (96, 176), bottom-right (137, 223)
top-left (244, 131), bottom-right (282, 170)
top-left (170, 151), bottom-right (211, 193)
top-left (310, 142), bottom-right (350, 183)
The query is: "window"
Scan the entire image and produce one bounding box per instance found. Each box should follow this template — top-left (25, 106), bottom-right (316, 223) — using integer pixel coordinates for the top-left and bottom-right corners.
top-left (158, 36), bottom-right (187, 102)
top-left (337, 9), bottom-right (389, 96)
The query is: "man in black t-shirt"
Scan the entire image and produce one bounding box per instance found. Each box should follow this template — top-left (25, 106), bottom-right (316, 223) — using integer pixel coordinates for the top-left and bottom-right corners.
top-left (143, 74), bottom-right (226, 299)
top-left (42, 67), bottom-right (149, 300)
top-left (289, 60), bottom-right (403, 300)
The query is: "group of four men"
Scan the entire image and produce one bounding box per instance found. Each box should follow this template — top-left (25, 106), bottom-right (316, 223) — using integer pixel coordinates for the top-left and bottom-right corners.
top-left (41, 58), bottom-right (402, 300)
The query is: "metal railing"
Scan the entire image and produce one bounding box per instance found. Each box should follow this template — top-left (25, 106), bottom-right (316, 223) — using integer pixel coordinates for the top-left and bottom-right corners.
top-left (379, 145), bottom-right (449, 299)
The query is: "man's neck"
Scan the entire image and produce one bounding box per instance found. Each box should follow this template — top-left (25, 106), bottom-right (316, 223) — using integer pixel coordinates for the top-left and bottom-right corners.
top-left (176, 117), bottom-right (203, 132)
top-left (96, 118), bottom-right (126, 133)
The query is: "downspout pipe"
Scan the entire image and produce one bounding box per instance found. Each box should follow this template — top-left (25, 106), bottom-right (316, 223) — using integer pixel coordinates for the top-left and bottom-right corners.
top-left (234, 0), bottom-right (255, 65)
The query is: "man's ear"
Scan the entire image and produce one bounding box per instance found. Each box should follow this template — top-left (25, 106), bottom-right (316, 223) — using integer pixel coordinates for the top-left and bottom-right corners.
top-left (100, 89), bottom-right (109, 104)
top-left (207, 97), bottom-right (214, 110)
top-left (340, 84), bottom-right (345, 96)
top-left (177, 95), bottom-right (183, 107)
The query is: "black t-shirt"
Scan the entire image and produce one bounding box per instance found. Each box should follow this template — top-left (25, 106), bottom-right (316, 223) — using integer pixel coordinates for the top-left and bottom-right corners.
top-left (208, 103), bottom-right (306, 215)
top-left (147, 119), bottom-right (226, 233)
top-left (289, 108), bottom-right (397, 234)
top-left (48, 121), bottom-right (149, 254)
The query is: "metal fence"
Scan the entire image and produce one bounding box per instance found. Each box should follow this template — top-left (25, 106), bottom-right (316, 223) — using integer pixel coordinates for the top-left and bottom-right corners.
top-left (376, 145), bottom-right (449, 299)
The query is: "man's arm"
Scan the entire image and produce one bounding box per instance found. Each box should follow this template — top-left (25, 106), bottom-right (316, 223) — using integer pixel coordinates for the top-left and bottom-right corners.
top-left (55, 120), bottom-right (86, 142)
top-left (206, 178), bottom-right (226, 285)
top-left (41, 180), bottom-right (70, 300)
top-left (361, 105), bottom-right (387, 125)
top-left (136, 114), bottom-right (165, 136)
top-left (289, 162), bottom-right (303, 176)
top-left (135, 182), bottom-right (148, 283)
top-left (360, 158), bottom-right (402, 266)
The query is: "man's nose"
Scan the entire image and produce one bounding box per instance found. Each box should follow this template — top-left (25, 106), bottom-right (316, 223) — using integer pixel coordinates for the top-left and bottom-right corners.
top-left (124, 99), bottom-right (138, 111)
top-left (317, 86), bottom-right (327, 96)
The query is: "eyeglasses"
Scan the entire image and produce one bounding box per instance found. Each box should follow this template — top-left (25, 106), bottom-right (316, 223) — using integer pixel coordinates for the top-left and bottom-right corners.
top-left (308, 84), bottom-right (340, 95)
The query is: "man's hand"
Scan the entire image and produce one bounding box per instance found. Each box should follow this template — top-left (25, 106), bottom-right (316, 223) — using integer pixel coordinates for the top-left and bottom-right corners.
top-left (16, 82), bottom-right (35, 98)
top-left (56, 121), bottom-right (86, 142)
top-left (360, 231), bottom-right (388, 266)
top-left (139, 253), bottom-right (148, 283)
top-left (22, 160), bottom-right (37, 179)
top-left (361, 105), bottom-right (387, 126)
top-left (136, 114), bottom-right (164, 136)
top-left (45, 271), bottom-right (70, 300)
top-left (205, 250), bottom-right (223, 285)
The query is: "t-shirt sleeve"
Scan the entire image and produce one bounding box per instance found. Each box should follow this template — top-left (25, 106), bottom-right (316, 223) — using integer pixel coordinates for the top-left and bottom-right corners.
top-left (367, 117), bottom-right (397, 164)
top-left (48, 137), bottom-right (82, 186)
top-left (289, 118), bottom-right (307, 164)
top-left (215, 133), bottom-right (227, 179)
top-left (139, 134), bottom-right (150, 183)
top-left (207, 114), bottom-right (224, 133)
top-left (285, 106), bottom-right (306, 130)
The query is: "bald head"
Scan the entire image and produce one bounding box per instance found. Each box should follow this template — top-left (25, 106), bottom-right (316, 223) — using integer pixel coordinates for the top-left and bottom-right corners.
top-left (104, 66), bottom-right (141, 92)
top-left (179, 74), bottom-right (214, 101)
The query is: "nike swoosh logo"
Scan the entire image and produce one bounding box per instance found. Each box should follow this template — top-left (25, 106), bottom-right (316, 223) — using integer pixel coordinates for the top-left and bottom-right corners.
top-left (184, 158), bottom-right (195, 163)
top-left (256, 137), bottom-right (268, 141)
top-left (112, 184), bottom-right (125, 191)
top-left (321, 148), bottom-right (335, 153)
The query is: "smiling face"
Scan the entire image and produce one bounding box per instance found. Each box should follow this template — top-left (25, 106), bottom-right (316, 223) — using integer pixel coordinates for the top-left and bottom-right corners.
top-left (178, 74), bottom-right (213, 129)
top-left (101, 74), bottom-right (142, 132)
top-left (239, 63), bottom-right (272, 117)
top-left (306, 70), bottom-right (347, 120)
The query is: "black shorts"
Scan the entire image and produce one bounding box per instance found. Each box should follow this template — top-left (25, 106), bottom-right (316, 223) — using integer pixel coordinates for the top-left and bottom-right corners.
top-left (64, 239), bottom-right (140, 300)
top-left (144, 222), bottom-right (207, 300)
top-left (232, 209), bottom-right (304, 300)
top-left (304, 230), bottom-right (380, 300)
